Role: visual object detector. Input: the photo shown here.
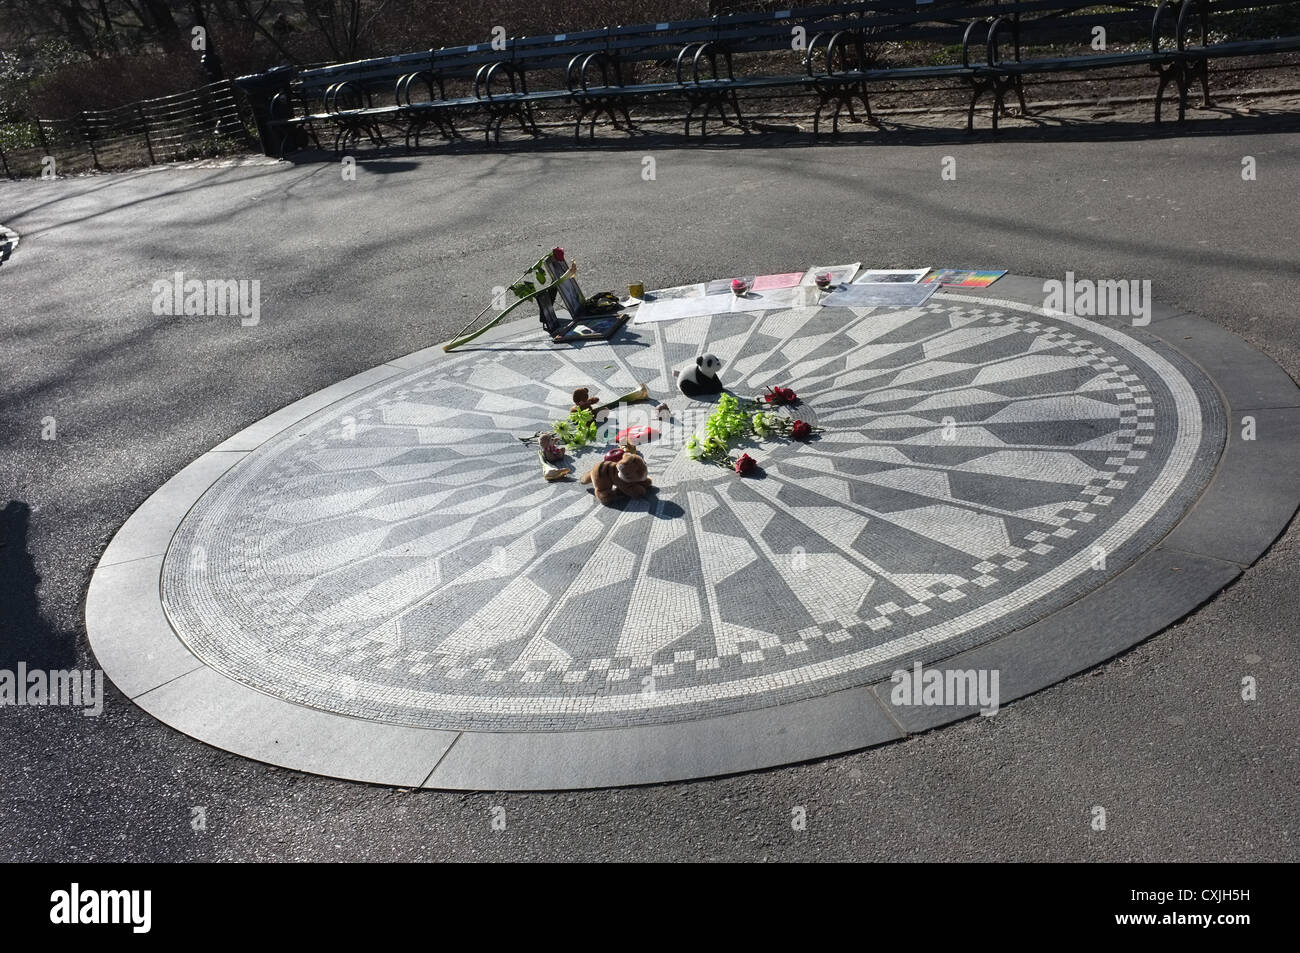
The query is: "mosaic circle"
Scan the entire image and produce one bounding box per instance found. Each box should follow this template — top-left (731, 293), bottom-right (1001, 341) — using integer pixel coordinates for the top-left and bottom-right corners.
top-left (161, 296), bottom-right (1223, 730)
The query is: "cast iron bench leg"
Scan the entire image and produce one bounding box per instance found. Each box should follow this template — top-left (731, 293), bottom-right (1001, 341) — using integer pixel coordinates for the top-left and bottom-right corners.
top-left (728, 90), bottom-right (747, 131)
top-left (1013, 76), bottom-right (1029, 116)
top-left (523, 101), bottom-right (542, 137)
top-left (967, 77), bottom-right (987, 132)
top-left (861, 84), bottom-right (875, 125)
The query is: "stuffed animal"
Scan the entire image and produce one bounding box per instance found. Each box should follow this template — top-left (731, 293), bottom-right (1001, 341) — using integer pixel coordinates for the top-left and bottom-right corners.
top-left (539, 431), bottom-right (566, 462)
top-left (580, 444), bottom-right (653, 504)
top-left (571, 387), bottom-right (599, 413)
top-left (676, 354), bottom-right (724, 397)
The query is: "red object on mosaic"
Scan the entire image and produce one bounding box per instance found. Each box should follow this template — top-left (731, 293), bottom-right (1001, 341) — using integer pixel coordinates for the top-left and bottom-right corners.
top-left (735, 453), bottom-right (757, 475)
top-left (617, 426), bottom-right (657, 445)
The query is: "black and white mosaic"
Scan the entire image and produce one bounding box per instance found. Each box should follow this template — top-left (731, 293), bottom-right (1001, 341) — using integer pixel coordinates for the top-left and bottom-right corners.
top-left (162, 296), bottom-right (1224, 730)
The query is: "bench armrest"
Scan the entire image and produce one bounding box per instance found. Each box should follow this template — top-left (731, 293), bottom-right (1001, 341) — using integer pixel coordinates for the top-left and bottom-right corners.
top-left (675, 42), bottom-right (700, 85)
top-left (579, 52), bottom-right (608, 92)
top-left (986, 16), bottom-right (1009, 68)
top-left (395, 70), bottom-right (438, 106)
top-left (324, 80), bottom-right (362, 114)
top-left (1174, 0), bottom-right (1208, 52)
top-left (692, 42), bottom-right (712, 84)
top-left (826, 30), bottom-right (862, 77)
top-left (475, 60), bottom-right (523, 100)
top-left (1151, 0), bottom-right (1197, 55)
top-left (962, 18), bottom-right (989, 69)
top-left (565, 53), bottom-right (584, 92)
top-left (804, 31), bottom-right (831, 77)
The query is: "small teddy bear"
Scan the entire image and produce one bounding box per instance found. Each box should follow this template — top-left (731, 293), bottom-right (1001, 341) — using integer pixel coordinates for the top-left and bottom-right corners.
top-left (536, 431), bottom-right (570, 481)
top-left (538, 431), bottom-right (566, 463)
top-left (580, 444), bottom-right (653, 505)
top-left (570, 387), bottom-right (599, 413)
top-left (676, 354), bottom-right (724, 398)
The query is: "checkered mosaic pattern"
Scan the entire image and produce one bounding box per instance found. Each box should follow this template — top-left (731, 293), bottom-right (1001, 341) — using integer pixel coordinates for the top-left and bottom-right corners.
top-left (161, 295), bottom-right (1222, 730)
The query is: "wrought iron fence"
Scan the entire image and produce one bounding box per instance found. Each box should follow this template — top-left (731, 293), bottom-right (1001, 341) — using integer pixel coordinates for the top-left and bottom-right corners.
top-left (0, 79), bottom-right (258, 179)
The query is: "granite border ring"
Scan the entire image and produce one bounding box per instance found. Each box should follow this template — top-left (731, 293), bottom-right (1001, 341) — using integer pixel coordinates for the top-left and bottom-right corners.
top-left (85, 275), bottom-right (1300, 789)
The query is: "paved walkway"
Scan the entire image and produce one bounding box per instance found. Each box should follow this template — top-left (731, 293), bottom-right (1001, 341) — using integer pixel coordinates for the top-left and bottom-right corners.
top-left (6, 130), bottom-right (1300, 852)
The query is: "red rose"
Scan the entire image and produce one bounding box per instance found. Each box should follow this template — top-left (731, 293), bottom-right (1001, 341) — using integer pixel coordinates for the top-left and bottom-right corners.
top-left (734, 453), bottom-right (757, 475)
top-left (551, 247), bottom-right (565, 262)
top-left (765, 385), bottom-right (797, 405)
top-left (791, 419), bottom-right (812, 440)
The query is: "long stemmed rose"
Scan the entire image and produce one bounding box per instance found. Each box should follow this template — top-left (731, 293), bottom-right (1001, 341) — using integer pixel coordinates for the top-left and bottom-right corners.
top-left (762, 385), bottom-right (797, 406)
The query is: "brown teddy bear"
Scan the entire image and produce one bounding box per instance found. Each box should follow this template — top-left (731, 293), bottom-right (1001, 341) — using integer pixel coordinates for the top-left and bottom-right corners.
top-left (570, 387), bottom-right (599, 413)
top-left (580, 445), bottom-right (653, 505)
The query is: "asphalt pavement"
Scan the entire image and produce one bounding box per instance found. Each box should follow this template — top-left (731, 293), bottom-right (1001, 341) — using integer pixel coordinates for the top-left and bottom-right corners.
top-left (1, 118), bottom-right (1298, 861)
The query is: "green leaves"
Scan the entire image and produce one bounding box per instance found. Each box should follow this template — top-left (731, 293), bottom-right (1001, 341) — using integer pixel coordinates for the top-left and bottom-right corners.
top-left (688, 392), bottom-right (825, 471)
top-left (553, 407), bottom-right (598, 449)
top-left (692, 394), bottom-right (752, 469)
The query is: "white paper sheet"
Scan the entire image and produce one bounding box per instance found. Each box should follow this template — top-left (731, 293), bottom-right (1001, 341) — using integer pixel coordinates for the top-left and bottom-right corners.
top-left (641, 282), bottom-right (706, 302)
top-left (728, 285), bottom-right (818, 312)
top-left (854, 268), bottom-right (931, 284)
top-left (801, 262), bottom-right (861, 286)
top-left (633, 294), bottom-right (726, 324)
top-left (635, 282), bottom-right (817, 322)
top-left (821, 282), bottom-right (939, 308)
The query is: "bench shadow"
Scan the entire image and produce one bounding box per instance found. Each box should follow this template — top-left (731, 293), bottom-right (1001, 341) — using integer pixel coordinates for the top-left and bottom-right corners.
top-left (277, 107), bottom-right (1300, 168)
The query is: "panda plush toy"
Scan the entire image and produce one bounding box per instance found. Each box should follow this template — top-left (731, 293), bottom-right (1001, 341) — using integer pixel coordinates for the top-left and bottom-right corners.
top-left (676, 353), bottom-right (725, 398)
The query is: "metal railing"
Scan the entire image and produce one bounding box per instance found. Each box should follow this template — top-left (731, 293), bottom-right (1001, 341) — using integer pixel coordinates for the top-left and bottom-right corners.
top-left (0, 79), bottom-right (257, 179)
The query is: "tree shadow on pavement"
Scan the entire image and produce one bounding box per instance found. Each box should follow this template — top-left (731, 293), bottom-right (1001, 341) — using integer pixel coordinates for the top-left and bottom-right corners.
top-left (0, 500), bottom-right (76, 672)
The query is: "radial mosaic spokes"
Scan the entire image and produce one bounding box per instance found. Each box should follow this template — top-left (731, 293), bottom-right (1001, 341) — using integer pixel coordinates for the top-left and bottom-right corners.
top-left (160, 296), bottom-right (1222, 730)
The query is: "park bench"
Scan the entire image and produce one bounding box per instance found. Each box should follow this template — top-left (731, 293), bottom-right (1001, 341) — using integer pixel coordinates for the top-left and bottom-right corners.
top-left (242, 2), bottom-right (1008, 147)
top-left (562, 2), bottom-right (992, 137)
top-left (238, 0), bottom-right (1300, 152)
top-left (287, 52), bottom-right (430, 152)
top-left (969, 0), bottom-right (1300, 129)
top-left (1157, 0), bottom-right (1300, 120)
top-left (795, 2), bottom-right (996, 134)
top-left (261, 2), bottom-right (993, 148)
